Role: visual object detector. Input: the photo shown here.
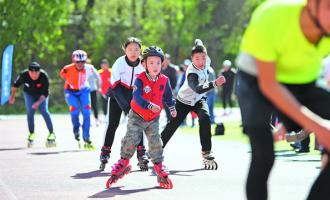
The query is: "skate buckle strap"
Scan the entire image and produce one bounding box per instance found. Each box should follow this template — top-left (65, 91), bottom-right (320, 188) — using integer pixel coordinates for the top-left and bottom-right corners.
top-left (101, 146), bottom-right (111, 153)
top-left (112, 159), bottom-right (129, 172)
top-left (202, 151), bottom-right (215, 160)
top-left (154, 163), bottom-right (169, 177)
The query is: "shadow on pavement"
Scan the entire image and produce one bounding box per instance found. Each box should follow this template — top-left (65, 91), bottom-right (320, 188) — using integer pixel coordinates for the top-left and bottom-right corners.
top-left (29, 150), bottom-right (83, 155)
top-left (89, 186), bottom-right (156, 198)
top-left (0, 147), bottom-right (25, 151)
top-left (275, 149), bottom-right (294, 153)
top-left (275, 151), bottom-right (299, 158)
top-left (72, 170), bottom-right (110, 179)
top-left (168, 168), bottom-right (205, 176)
top-left (284, 159), bottom-right (321, 163)
top-left (72, 168), bottom-right (147, 179)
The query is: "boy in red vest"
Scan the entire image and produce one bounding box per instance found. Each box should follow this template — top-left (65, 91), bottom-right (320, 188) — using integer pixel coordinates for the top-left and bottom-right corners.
top-left (106, 46), bottom-right (176, 189)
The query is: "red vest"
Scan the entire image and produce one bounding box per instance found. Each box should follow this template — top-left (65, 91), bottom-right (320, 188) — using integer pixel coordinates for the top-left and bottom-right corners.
top-left (131, 73), bottom-right (168, 121)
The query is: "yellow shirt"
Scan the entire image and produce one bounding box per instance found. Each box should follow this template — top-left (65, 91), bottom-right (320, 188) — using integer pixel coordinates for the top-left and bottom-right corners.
top-left (240, 0), bottom-right (330, 84)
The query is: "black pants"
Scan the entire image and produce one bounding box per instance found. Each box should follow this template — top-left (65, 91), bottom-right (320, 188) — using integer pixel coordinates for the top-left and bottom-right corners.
top-left (90, 90), bottom-right (98, 119)
top-left (163, 103), bottom-right (172, 123)
top-left (161, 100), bottom-right (212, 151)
top-left (100, 95), bottom-right (108, 116)
top-left (221, 87), bottom-right (233, 109)
top-left (103, 97), bottom-right (143, 147)
top-left (237, 71), bottom-right (330, 200)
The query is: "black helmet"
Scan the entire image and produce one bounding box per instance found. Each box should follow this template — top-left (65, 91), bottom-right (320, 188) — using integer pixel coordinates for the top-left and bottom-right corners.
top-left (141, 46), bottom-right (164, 62)
top-left (28, 62), bottom-right (41, 71)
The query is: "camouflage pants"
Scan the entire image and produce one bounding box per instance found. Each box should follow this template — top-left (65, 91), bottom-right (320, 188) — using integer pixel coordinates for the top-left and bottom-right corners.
top-left (121, 110), bottom-right (163, 164)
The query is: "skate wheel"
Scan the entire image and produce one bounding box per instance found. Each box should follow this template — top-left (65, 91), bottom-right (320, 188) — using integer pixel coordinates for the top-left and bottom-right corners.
top-left (99, 163), bottom-right (106, 171)
top-left (166, 178), bottom-right (173, 189)
top-left (106, 176), bottom-right (116, 189)
top-left (27, 142), bottom-right (33, 148)
top-left (213, 162), bottom-right (218, 170)
top-left (159, 178), bottom-right (173, 189)
top-left (139, 164), bottom-right (148, 171)
top-left (204, 161), bottom-right (218, 170)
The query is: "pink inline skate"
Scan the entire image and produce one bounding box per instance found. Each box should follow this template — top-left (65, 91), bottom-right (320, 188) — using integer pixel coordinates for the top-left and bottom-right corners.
top-left (154, 162), bottom-right (173, 189)
top-left (106, 159), bottom-right (132, 188)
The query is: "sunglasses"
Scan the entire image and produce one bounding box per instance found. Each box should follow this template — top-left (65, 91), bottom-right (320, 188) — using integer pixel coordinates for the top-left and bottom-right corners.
top-left (75, 61), bottom-right (86, 64)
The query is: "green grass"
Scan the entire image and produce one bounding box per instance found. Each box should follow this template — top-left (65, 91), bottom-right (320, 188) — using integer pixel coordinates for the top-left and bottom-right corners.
top-left (178, 121), bottom-right (321, 155)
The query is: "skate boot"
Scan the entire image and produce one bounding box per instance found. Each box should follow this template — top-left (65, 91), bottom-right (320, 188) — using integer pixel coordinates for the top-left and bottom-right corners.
top-left (45, 133), bottom-right (56, 148)
top-left (153, 162), bottom-right (173, 189)
top-left (286, 129), bottom-right (309, 143)
top-left (136, 145), bottom-right (149, 171)
top-left (83, 139), bottom-right (95, 151)
top-left (99, 146), bottom-right (111, 171)
top-left (106, 159), bottom-right (131, 188)
top-left (74, 132), bottom-right (81, 149)
top-left (202, 151), bottom-right (218, 170)
top-left (27, 133), bottom-right (35, 148)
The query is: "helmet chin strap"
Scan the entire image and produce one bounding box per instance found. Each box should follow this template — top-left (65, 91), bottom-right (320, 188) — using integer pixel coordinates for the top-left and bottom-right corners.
top-left (307, 0), bottom-right (330, 38)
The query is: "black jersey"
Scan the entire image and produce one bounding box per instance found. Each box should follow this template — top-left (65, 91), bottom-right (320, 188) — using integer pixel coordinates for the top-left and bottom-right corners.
top-left (13, 69), bottom-right (50, 97)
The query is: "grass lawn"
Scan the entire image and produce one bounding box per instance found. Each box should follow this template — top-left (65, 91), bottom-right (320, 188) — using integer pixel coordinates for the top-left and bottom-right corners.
top-left (178, 121), bottom-right (321, 156)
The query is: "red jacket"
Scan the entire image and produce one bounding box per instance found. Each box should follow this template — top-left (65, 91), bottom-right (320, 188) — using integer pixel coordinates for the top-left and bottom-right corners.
top-left (98, 68), bottom-right (111, 95)
top-left (131, 72), bottom-right (175, 121)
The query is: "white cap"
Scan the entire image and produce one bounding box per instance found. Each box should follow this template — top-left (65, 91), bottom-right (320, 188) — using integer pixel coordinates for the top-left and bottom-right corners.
top-left (223, 60), bottom-right (232, 67)
top-left (183, 59), bottom-right (191, 66)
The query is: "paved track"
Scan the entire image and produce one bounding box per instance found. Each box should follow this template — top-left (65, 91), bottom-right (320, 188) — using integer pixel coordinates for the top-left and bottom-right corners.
top-left (0, 112), bottom-right (322, 200)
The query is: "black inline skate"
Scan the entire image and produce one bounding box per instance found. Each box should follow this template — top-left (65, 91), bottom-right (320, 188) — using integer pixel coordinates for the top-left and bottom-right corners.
top-left (202, 151), bottom-right (218, 170)
top-left (136, 145), bottom-right (149, 171)
top-left (74, 132), bottom-right (81, 149)
top-left (99, 146), bottom-right (111, 171)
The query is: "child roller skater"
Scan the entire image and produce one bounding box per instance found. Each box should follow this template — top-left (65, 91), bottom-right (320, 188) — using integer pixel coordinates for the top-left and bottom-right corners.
top-left (106, 46), bottom-right (176, 189)
top-left (161, 39), bottom-right (226, 170)
top-left (99, 37), bottom-right (148, 171)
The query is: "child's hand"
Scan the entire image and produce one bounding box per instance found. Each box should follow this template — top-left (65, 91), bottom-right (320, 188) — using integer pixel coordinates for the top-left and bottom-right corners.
top-left (150, 104), bottom-right (161, 113)
top-left (215, 75), bottom-right (226, 87)
top-left (171, 110), bottom-right (177, 118)
top-left (32, 102), bottom-right (40, 110)
top-left (9, 96), bottom-right (15, 104)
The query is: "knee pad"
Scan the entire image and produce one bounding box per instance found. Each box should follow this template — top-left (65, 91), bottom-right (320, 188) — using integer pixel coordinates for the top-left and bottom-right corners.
top-left (82, 105), bottom-right (91, 116)
top-left (69, 106), bottom-right (79, 115)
